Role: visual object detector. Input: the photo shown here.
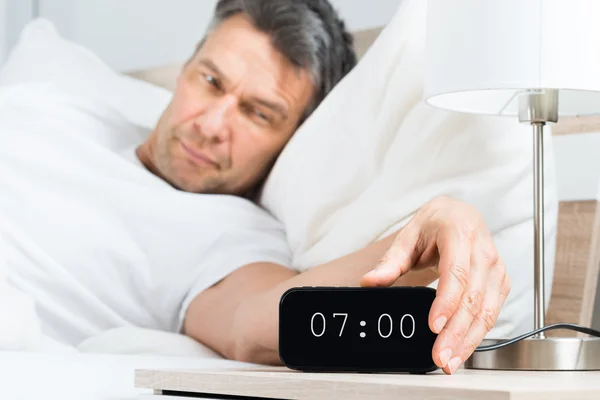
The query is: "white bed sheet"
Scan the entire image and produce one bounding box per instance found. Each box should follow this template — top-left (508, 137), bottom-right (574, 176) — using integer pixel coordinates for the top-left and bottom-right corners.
top-left (0, 351), bottom-right (255, 400)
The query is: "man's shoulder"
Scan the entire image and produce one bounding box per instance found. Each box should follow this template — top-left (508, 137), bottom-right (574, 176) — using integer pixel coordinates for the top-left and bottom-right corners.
top-left (206, 194), bottom-right (281, 228)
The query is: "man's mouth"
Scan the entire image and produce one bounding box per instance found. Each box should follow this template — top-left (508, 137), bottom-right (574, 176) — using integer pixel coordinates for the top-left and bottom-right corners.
top-left (180, 141), bottom-right (219, 168)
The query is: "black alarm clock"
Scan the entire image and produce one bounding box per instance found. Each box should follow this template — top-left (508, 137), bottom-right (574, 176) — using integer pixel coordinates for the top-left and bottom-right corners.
top-left (278, 286), bottom-right (438, 373)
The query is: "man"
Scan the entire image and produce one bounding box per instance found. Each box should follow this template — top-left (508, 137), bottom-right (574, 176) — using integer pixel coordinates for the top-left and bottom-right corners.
top-left (0, 0), bottom-right (509, 376)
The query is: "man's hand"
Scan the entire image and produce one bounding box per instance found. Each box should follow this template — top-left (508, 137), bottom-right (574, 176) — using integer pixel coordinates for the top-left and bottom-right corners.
top-left (184, 196), bottom-right (508, 372)
top-left (360, 196), bottom-right (511, 375)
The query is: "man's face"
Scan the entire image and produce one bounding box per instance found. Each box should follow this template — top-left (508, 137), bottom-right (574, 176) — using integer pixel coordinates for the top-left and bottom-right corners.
top-left (140, 15), bottom-right (315, 195)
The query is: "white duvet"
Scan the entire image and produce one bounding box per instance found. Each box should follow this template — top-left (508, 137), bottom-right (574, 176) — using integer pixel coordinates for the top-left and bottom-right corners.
top-left (0, 241), bottom-right (221, 356)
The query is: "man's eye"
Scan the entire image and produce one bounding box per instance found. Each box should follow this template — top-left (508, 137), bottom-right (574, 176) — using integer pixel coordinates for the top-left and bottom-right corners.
top-left (204, 74), bottom-right (219, 89)
top-left (255, 110), bottom-right (268, 121)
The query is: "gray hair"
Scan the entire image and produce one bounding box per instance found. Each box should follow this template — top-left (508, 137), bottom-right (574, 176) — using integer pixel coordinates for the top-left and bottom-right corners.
top-left (204, 0), bottom-right (357, 122)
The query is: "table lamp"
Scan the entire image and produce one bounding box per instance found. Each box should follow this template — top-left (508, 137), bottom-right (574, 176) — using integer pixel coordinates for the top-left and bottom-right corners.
top-left (424, 0), bottom-right (600, 371)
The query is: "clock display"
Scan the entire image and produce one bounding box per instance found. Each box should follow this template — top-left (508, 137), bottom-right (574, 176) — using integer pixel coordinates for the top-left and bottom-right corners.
top-left (279, 286), bottom-right (438, 373)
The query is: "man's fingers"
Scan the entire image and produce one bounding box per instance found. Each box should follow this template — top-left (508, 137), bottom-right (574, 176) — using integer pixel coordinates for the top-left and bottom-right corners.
top-left (360, 222), bottom-right (420, 287)
top-left (432, 237), bottom-right (491, 373)
top-left (428, 227), bottom-right (471, 337)
top-left (446, 261), bottom-right (510, 373)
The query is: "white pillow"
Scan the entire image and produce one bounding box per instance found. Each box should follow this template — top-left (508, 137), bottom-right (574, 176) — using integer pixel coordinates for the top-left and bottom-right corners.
top-left (0, 19), bottom-right (172, 131)
top-left (259, 0), bottom-right (559, 338)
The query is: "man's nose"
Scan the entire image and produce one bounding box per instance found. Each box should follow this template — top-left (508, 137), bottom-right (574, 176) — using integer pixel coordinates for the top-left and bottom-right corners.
top-left (195, 95), bottom-right (237, 142)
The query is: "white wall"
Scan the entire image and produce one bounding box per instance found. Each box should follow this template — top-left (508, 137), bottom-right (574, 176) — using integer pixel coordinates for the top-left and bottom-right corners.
top-left (38, 0), bottom-right (217, 72)
top-left (1, 0), bottom-right (35, 67)
top-left (0, 0), bottom-right (7, 66)
top-left (34, 0), bottom-right (403, 72)
top-left (553, 131), bottom-right (600, 202)
top-left (330, 0), bottom-right (403, 31)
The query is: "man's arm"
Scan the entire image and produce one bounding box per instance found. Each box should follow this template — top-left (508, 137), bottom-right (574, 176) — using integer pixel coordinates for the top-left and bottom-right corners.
top-left (184, 197), bottom-right (510, 375)
top-left (183, 231), bottom-right (438, 364)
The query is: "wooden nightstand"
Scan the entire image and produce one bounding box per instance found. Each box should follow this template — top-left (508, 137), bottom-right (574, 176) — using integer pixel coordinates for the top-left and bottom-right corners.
top-left (135, 366), bottom-right (600, 399)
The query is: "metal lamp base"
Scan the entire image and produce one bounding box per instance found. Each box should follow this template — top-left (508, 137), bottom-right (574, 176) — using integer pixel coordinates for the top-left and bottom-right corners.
top-left (465, 336), bottom-right (600, 371)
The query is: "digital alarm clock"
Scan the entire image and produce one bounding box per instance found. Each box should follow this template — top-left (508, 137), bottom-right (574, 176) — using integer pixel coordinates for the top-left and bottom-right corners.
top-left (279, 286), bottom-right (438, 373)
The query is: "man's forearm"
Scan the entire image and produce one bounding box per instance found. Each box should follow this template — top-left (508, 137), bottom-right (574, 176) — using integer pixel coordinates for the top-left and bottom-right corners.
top-left (231, 233), bottom-right (439, 364)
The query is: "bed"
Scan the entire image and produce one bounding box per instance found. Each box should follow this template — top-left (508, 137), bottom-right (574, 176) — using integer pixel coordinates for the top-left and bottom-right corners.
top-left (0, 2), bottom-right (599, 399)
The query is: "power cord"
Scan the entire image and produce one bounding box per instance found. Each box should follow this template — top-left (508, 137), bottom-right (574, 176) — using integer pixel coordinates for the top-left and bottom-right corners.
top-left (475, 323), bottom-right (600, 352)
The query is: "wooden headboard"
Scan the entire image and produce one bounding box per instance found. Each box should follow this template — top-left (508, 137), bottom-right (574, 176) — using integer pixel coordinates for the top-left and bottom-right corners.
top-left (548, 201), bottom-right (600, 333)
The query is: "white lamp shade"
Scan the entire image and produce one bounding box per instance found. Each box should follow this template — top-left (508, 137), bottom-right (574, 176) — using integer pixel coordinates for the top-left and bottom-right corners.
top-left (424, 0), bottom-right (600, 117)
